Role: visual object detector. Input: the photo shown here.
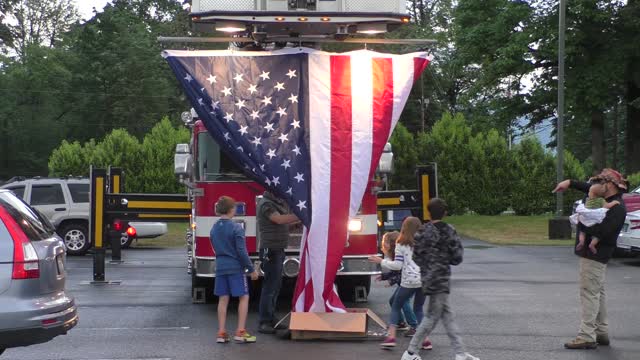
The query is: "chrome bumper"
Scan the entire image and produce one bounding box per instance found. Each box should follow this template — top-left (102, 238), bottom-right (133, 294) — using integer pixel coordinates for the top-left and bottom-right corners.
top-left (193, 255), bottom-right (380, 278)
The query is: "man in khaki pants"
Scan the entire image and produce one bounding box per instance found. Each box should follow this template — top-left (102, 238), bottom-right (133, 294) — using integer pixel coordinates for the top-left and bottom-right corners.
top-left (553, 169), bottom-right (628, 349)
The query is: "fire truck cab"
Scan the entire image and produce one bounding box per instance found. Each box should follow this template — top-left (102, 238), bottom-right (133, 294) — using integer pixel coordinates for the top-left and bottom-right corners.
top-left (175, 112), bottom-right (391, 303)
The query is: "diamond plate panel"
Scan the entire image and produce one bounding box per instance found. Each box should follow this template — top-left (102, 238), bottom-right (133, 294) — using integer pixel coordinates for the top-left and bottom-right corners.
top-left (344, 0), bottom-right (402, 13)
top-left (195, 0), bottom-right (257, 12)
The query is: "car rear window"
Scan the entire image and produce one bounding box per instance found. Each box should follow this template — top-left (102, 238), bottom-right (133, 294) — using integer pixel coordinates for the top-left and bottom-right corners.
top-left (30, 184), bottom-right (65, 205)
top-left (68, 183), bottom-right (89, 203)
top-left (0, 192), bottom-right (55, 240)
top-left (6, 186), bottom-right (25, 199)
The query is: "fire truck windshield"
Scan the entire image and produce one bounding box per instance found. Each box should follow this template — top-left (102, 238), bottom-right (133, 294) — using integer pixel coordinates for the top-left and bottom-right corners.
top-left (197, 132), bottom-right (248, 181)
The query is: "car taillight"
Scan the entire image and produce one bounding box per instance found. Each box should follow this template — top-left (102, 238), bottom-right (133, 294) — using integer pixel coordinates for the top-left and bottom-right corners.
top-left (126, 226), bottom-right (136, 237)
top-left (631, 220), bottom-right (640, 230)
top-left (0, 206), bottom-right (40, 279)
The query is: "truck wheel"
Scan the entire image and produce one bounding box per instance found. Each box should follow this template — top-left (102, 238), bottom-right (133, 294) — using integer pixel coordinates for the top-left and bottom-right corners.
top-left (58, 222), bottom-right (91, 256)
top-left (336, 275), bottom-right (372, 303)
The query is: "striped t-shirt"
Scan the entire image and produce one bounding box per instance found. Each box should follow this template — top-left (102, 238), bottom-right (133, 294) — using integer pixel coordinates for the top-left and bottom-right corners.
top-left (381, 244), bottom-right (422, 288)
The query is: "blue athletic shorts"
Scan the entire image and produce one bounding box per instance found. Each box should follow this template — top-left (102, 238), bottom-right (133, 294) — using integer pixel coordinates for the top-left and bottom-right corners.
top-left (214, 273), bottom-right (249, 297)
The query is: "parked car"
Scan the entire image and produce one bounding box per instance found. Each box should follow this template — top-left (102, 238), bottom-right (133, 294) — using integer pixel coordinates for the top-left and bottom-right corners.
top-left (616, 185), bottom-right (640, 255)
top-left (0, 177), bottom-right (167, 256)
top-left (572, 184), bottom-right (640, 256)
top-left (0, 189), bottom-right (78, 355)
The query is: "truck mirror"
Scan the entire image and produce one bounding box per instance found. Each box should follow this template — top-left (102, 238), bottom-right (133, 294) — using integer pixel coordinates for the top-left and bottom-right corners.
top-left (377, 143), bottom-right (394, 174)
top-left (174, 143), bottom-right (192, 177)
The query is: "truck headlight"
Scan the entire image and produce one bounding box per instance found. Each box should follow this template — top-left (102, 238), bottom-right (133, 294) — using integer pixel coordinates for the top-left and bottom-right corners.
top-left (348, 218), bottom-right (363, 232)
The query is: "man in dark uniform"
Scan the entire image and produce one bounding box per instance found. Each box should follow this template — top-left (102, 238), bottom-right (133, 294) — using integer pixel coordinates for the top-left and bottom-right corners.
top-left (553, 168), bottom-right (628, 349)
top-left (257, 191), bottom-right (299, 334)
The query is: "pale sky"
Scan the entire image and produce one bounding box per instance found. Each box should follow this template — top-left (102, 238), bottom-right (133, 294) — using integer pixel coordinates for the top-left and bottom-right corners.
top-left (73, 0), bottom-right (112, 20)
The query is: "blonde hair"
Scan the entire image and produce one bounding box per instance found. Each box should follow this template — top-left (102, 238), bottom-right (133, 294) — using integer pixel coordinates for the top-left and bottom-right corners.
top-left (397, 217), bottom-right (422, 247)
top-left (382, 231), bottom-right (400, 258)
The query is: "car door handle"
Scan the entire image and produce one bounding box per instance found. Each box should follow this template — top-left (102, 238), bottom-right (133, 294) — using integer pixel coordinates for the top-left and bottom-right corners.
top-left (54, 207), bottom-right (67, 212)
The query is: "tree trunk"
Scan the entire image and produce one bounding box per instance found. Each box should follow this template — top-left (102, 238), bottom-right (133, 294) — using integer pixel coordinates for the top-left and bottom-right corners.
top-left (625, 76), bottom-right (640, 174)
top-left (612, 102), bottom-right (619, 169)
top-left (591, 111), bottom-right (606, 172)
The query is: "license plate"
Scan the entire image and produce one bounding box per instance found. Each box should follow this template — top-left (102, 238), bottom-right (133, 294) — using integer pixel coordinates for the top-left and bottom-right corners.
top-left (56, 255), bottom-right (65, 275)
top-left (622, 223), bottom-right (629, 233)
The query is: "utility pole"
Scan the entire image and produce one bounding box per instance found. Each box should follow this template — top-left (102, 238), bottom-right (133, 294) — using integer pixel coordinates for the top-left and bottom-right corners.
top-left (420, 75), bottom-right (426, 132)
top-left (556, 0), bottom-right (566, 216)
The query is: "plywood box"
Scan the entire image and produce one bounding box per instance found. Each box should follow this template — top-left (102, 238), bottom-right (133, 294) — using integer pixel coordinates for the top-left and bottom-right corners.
top-left (289, 308), bottom-right (386, 340)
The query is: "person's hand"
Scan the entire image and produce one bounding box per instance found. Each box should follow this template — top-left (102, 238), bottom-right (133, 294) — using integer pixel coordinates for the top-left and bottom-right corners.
top-left (552, 179), bottom-right (571, 193)
top-left (250, 271), bottom-right (259, 281)
top-left (368, 255), bottom-right (383, 264)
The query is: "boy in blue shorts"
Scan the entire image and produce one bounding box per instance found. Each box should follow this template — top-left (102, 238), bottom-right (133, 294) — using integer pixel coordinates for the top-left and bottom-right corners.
top-left (211, 196), bottom-right (259, 344)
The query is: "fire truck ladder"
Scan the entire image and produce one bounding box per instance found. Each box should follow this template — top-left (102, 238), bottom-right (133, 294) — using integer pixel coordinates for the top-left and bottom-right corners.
top-left (89, 166), bottom-right (191, 283)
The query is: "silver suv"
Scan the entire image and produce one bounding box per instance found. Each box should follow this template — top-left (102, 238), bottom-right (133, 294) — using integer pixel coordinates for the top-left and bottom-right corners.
top-left (1, 177), bottom-right (93, 256)
top-left (0, 177), bottom-right (168, 256)
top-left (0, 189), bottom-right (78, 354)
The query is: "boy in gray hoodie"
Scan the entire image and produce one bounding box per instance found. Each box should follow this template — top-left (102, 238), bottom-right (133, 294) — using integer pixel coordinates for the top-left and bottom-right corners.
top-left (401, 198), bottom-right (479, 360)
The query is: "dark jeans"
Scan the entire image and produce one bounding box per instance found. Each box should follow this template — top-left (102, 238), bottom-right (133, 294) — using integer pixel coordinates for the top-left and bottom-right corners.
top-left (390, 286), bottom-right (426, 329)
top-left (259, 248), bottom-right (285, 324)
top-left (389, 286), bottom-right (419, 328)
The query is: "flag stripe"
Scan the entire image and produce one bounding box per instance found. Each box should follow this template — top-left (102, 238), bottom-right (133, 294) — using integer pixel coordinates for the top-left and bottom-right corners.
top-left (349, 55), bottom-right (374, 216)
top-left (391, 57), bottom-right (416, 130)
top-left (325, 55), bottom-right (353, 311)
top-left (304, 52), bottom-right (333, 312)
top-left (370, 57), bottom-right (395, 178)
top-left (414, 58), bottom-right (429, 83)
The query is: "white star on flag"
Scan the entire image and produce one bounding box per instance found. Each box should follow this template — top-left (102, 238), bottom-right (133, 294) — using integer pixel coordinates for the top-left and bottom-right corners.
top-left (222, 86), bottom-right (232, 96)
top-left (211, 100), bottom-right (220, 109)
top-left (297, 200), bottom-right (307, 210)
top-left (198, 98), bottom-right (204, 105)
top-left (288, 94), bottom-right (298, 103)
top-left (251, 136), bottom-right (262, 147)
top-left (291, 119), bottom-right (300, 129)
top-left (237, 146), bottom-right (244, 152)
top-left (250, 110), bottom-right (260, 120)
top-left (264, 122), bottom-right (275, 133)
top-left (278, 133), bottom-right (289, 143)
top-left (223, 132), bottom-right (231, 141)
top-left (233, 73), bottom-right (244, 83)
top-left (235, 99), bottom-right (246, 109)
top-left (295, 172), bottom-right (305, 183)
top-left (184, 74), bottom-right (192, 82)
top-left (260, 164), bottom-right (265, 171)
top-left (272, 176), bottom-right (280, 186)
top-left (259, 71), bottom-right (270, 80)
top-left (274, 82), bottom-right (285, 91)
top-left (293, 145), bottom-right (302, 156)
top-left (266, 149), bottom-right (277, 159)
top-left (224, 113), bottom-right (234, 122)
top-left (248, 84), bottom-right (258, 94)
top-left (207, 74), bottom-right (217, 84)
top-left (276, 107), bottom-right (287, 117)
top-left (261, 96), bottom-right (272, 106)
top-left (281, 159), bottom-right (291, 169)
top-left (265, 177), bottom-right (272, 186)
top-left (239, 125), bottom-right (248, 135)
top-left (287, 69), bottom-right (297, 79)
top-left (286, 187), bottom-right (293, 195)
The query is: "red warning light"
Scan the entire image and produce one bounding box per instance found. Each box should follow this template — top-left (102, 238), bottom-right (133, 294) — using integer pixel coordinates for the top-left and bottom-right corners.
top-left (126, 226), bottom-right (137, 237)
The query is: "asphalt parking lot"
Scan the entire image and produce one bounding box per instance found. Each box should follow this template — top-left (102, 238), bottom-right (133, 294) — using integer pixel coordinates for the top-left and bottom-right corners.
top-left (4, 240), bottom-right (640, 360)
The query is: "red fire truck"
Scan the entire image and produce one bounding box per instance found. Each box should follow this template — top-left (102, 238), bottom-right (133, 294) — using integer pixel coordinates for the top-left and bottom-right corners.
top-left (175, 112), bottom-right (392, 303)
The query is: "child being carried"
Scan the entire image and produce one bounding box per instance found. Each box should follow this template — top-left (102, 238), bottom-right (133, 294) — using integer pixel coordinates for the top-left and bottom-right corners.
top-left (570, 182), bottom-right (620, 254)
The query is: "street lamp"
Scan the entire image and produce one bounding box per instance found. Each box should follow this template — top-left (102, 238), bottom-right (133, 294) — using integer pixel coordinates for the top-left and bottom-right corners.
top-left (556, 0), bottom-right (566, 216)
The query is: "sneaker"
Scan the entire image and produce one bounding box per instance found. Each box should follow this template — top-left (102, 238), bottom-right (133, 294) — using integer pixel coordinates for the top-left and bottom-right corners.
top-left (258, 323), bottom-right (276, 334)
top-left (216, 331), bottom-right (230, 343)
top-left (401, 350), bottom-right (422, 360)
top-left (404, 328), bottom-right (417, 337)
top-left (421, 339), bottom-right (433, 350)
top-left (234, 330), bottom-right (257, 343)
top-left (397, 322), bottom-right (410, 331)
top-left (454, 353), bottom-right (480, 360)
top-left (596, 334), bottom-right (610, 346)
top-left (380, 337), bottom-right (396, 349)
top-left (564, 337), bottom-right (597, 350)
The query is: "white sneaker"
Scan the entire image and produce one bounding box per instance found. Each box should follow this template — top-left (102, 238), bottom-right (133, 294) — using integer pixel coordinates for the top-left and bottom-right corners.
top-left (455, 353), bottom-right (479, 360)
top-left (401, 350), bottom-right (422, 360)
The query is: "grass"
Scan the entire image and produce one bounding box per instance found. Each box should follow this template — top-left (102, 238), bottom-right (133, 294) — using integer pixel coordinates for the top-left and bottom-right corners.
top-left (133, 222), bottom-right (189, 248)
top-left (447, 214), bottom-right (575, 246)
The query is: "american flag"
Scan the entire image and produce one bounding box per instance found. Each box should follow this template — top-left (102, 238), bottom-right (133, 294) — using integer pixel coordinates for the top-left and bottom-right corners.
top-left (164, 48), bottom-right (430, 312)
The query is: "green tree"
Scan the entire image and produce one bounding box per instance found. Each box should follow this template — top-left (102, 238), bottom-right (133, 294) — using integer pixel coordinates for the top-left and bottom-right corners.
top-left (92, 129), bottom-right (143, 191)
top-left (389, 123), bottom-right (419, 190)
top-left (138, 117), bottom-right (189, 193)
top-left (511, 137), bottom-right (556, 215)
top-left (48, 140), bottom-right (96, 177)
